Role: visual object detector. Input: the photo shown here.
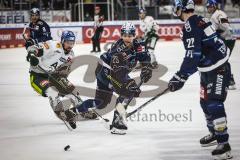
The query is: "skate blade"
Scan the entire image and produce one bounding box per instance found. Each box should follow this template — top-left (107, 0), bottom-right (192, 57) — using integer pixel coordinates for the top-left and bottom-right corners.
top-left (74, 114), bottom-right (99, 121)
top-left (201, 141), bottom-right (218, 147)
top-left (213, 151), bottom-right (233, 160)
top-left (111, 127), bottom-right (126, 135)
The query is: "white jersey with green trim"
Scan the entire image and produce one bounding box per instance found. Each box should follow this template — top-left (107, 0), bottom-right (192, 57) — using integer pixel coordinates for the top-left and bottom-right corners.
top-left (210, 9), bottom-right (235, 40)
top-left (139, 16), bottom-right (159, 36)
top-left (29, 40), bottom-right (74, 74)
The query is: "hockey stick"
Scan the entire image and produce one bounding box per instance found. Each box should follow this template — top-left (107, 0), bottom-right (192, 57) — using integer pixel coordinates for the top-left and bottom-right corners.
top-left (22, 24), bottom-right (28, 41)
top-left (126, 87), bottom-right (169, 118)
top-left (37, 65), bottom-right (110, 123)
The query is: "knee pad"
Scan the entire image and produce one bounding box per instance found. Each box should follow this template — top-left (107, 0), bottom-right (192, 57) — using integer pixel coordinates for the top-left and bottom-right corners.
top-left (213, 117), bottom-right (227, 132)
top-left (95, 89), bottom-right (112, 109)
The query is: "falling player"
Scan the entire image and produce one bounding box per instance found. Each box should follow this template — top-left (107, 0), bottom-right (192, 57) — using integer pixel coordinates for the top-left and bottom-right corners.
top-left (206, 0), bottom-right (236, 89)
top-left (169, 0), bottom-right (232, 159)
top-left (74, 22), bottom-right (153, 134)
top-left (27, 31), bottom-right (92, 129)
top-left (138, 8), bottom-right (159, 69)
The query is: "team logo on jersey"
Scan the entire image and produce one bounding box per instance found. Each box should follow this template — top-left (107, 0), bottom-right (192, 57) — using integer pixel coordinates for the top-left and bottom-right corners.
top-left (185, 21), bottom-right (191, 32)
top-left (37, 21), bottom-right (43, 25)
top-left (56, 43), bottom-right (61, 48)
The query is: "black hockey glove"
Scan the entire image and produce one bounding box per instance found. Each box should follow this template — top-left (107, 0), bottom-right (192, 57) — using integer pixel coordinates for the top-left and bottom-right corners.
top-left (125, 79), bottom-right (141, 97)
top-left (168, 72), bottom-right (188, 92)
top-left (26, 45), bottom-right (43, 62)
top-left (25, 38), bottom-right (36, 49)
top-left (140, 64), bottom-right (152, 83)
top-left (29, 54), bottom-right (39, 66)
top-left (52, 62), bottom-right (72, 78)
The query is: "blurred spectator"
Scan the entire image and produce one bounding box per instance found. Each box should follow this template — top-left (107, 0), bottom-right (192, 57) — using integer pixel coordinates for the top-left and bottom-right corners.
top-left (157, 0), bottom-right (170, 6)
top-left (114, 13), bottom-right (119, 20)
top-left (42, 0), bottom-right (50, 10)
top-left (232, 0), bottom-right (240, 7)
top-left (3, 0), bottom-right (11, 8)
top-left (84, 12), bottom-right (93, 21)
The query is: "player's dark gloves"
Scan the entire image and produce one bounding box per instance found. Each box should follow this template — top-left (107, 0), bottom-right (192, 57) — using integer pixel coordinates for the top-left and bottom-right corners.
top-left (27, 45), bottom-right (43, 63)
top-left (168, 72), bottom-right (188, 92)
top-left (25, 38), bottom-right (36, 49)
top-left (29, 54), bottom-right (39, 66)
top-left (125, 79), bottom-right (141, 97)
top-left (140, 64), bottom-right (152, 83)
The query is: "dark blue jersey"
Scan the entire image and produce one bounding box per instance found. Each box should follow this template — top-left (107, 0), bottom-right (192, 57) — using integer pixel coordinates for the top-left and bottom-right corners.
top-left (100, 38), bottom-right (151, 70)
top-left (29, 19), bottom-right (52, 43)
top-left (179, 15), bottom-right (229, 76)
top-left (98, 38), bottom-right (151, 85)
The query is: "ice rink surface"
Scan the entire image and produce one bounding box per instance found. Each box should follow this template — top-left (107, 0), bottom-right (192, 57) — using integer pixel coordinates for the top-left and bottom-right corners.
top-left (0, 41), bottom-right (239, 160)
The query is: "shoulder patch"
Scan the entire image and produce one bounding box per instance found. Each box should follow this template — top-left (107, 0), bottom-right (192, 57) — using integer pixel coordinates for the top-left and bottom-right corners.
top-left (37, 21), bottom-right (43, 25)
top-left (56, 43), bottom-right (61, 48)
top-left (185, 21), bottom-right (191, 32)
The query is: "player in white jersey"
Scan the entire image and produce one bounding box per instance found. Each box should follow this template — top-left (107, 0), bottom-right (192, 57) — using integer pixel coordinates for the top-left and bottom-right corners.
top-left (206, 0), bottom-right (236, 90)
top-left (138, 8), bottom-right (159, 69)
top-left (26, 31), bottom-right (88, 129)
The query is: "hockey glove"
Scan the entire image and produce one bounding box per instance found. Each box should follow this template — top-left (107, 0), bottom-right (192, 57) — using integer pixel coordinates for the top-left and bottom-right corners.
top-left (168, 72), bottom-right (188, 92)
top-left (29, 55), bottom-right (39, 66)
top-left (25, 38), bottom-right (36, 49)
top-left (26, 45), bottom-right (43, 62)
top-left (125, 79), bottom-right (141, 97)
top-left (52, 62), bottom-right (72, 78)
top-left (140, 64), bottom-right (152, 83)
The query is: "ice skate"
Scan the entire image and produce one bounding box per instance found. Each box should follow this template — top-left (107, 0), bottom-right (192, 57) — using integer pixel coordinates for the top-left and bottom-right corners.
top-left (212, 143), bottom-right (233, 160)
top-left (200, 133), bottom-right (217, 147)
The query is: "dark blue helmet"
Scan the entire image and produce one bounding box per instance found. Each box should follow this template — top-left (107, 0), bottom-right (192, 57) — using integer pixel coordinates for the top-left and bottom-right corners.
top-left (61, 30), bottom-right (76, 44)
top-left (173, 0), bottom-right (195, 16)
top-left (139, 8), bottom-right (146, 14)
top-left (121, 22), bottom-right (136, 36)
top-left (206, 0), bottom-right (217, 7)
top-left (30, 8), bottom-right (40, 16)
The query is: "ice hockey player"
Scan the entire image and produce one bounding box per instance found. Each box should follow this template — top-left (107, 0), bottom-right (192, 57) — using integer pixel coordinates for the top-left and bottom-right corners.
top-left (206, 0), bottom-right (236, 90)
top-left (138, 8), bottom-right (159, 69)
top-left (74, 22), bottom-right (153, 135)
top-left (27, 31), bottom-right (91, 129)
top-left (25, 8), bottom-right (52, 49)
top-left (90, 6), bottom-right (104, 53)
top-left (168, 0), bottom-right (232, 159)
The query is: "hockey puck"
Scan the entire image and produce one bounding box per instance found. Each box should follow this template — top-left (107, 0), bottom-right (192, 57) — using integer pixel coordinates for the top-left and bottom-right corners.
top-left (64, 145), bottom-right (70, 151)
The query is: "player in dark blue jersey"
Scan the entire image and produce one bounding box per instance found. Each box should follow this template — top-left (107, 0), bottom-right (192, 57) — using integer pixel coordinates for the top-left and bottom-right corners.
top-left (168, 0), bottom-right (232, 159)
top-left (25, 8), bottom-right (52, 49)
top-left (75, 22), bottom-right (152, 134)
